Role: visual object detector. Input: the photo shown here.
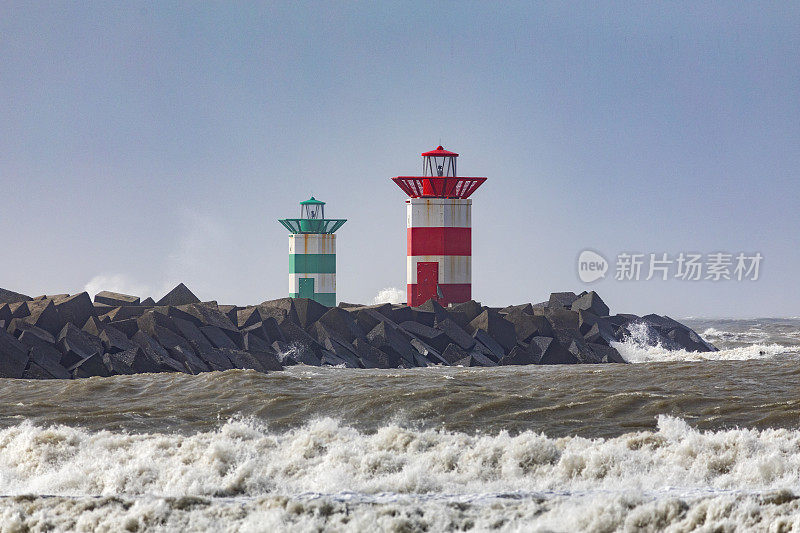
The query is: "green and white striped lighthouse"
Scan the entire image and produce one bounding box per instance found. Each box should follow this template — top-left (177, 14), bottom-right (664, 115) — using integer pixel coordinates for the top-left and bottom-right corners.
top-left (278, 197), bottom-right (347, 307)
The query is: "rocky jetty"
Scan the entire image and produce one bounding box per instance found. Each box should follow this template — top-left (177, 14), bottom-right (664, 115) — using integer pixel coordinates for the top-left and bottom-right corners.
top-left (0, 285), bottom-right (716, 379)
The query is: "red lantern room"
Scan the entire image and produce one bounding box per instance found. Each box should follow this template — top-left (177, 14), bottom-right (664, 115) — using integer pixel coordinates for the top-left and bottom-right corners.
top-left (392, 146), bottom-right (486, 199)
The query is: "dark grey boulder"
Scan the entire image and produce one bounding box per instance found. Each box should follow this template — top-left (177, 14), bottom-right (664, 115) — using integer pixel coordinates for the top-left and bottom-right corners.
top-left (164, 306), bottom-right (204, 328)
top-left (367, 322), bottom-right (417, 366)
top-left (27, 343), bottom-right (72, 379)
top-left (499, 303), bottom-right (534, 315)
top-left (24, 361), bottom-right (58, 379)
top-left (248, 348), bottom-right (283, 371)
top-left (156, 283), bottom-right (200, 307)
top-left (23, 300), bottom-right (62, 337)
top-left (70, 352), bottom-right (110, 378)
top-left (472, 329), bottom-right (505, 361)
top-left (355, 307), bottom-right (397, 334)
top-left (548, 292), bottom-right (579, 309)
top-left (168, 344), bottom-right (210, 374)
top-left (552, 328), bottom-right (602, 364)
top-left (436, 318), bottom-right (475, 351)
top-left (414, 299), bottom-right (452, 324)
top-left (578, 311), bottom-right (619, 344)
top-left (441, 343), bottom-right (470, 365)
top-left (95, 291), bottom-right (141, 307)
top-left (258, 298), bottom-right (301, 327)
top-left (321, 338), bottom-right (361, 368)
top-left (640, 314), bottom-right (685, 333)
top-left (0, 328), bottom-right (29, 378)
top-left (276, 322), bottom-right (322, 365)
top-left (242, 318), bottom-right (284, 344)
top-left (410, 337), bottom-right (447, 365)
top-left (468, 350), bottom-right (497, 366)
top-left (353, 337), bottom-right (397, 368)
top-left (137, 310), bottom-right (181, 337)
top-left (320, 350), bottom-right (349, 367)
top-left (0, 288), bottom-right (32, 305)
top-left (53, 292), bottom-right (93, 330)
top-left (607, 314), bottom-right (638, 328)
top-left (544, 307), bottom-right (580, 331)
top-left (57, 323), bottom-right (103, 368)
top-left (220, 348), bottom-right (265, 372)
top-left (242, 330), bottom-right (272, 352)
top-left (200, 325), bottom-right (238, 350)
top-left (315, 307), bottom-right (365, 343)
top-left (665, 327), bottom-right (718, 352)
top-left (452, 352), bottom-right (495, 367)
top-left (466, 310), bottom-right (516, 353)
top-left (98, 325), bottom-right (137, 353)
top-left (534, 336), bottom-right (579, 365)
top-left (103, 347), bottom-right (161, 375)
top-left (8, 301), bottom-right (30, 319)
top-left (447, 300), bottom-right (484, 329)
top-left (571, 291), bottom-right (610, 317)
top-left (18, 326), bottom-right (56, 349)
top-left (389, 305), bottom-right (414, 324)
top-left (196, 346), bottom-right (235, 372)
top-left (8, 321), bottom-right (55, 344)
top-left (237, 308), bottom-right (262, 329)
top-left (111, 318), bottom-right (140, 338)
top-left (130, 331), bottom-right (185, 373)
top-left (218, 305), bottom-right (239, 324)
top-left (185, 304), bottom-right (238, 332)
top-left (504, 312), bottom-right (553, 344)
top-left (410, 308), bottom-right (436, 327)
top-left (105, 306), bottom-right (149, 322)
top-left (400, 321), bottom-right (450, 352)
top-left (0, 304), bottom-right (11, 325)
top-left (82, 316), bottom-right (106, 337)
top-left (499, 344), bottom-right (541, 366)
top-left (589, 343), bottom-right (627, 363)
top-left (172, 317), bottom-right (214, 350)
top-left (292, 298), bottom-right (329, 329)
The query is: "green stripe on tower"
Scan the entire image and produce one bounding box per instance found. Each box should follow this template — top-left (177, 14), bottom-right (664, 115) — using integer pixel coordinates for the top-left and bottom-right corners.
top-left (289, 254), bottom-right (336, 273)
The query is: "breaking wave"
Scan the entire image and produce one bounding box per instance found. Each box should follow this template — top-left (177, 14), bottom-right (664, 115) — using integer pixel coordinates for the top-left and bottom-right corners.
top-left (1, 417), bottom-right (800, 530)
top-left (612, 321), bottom-right (795, 363)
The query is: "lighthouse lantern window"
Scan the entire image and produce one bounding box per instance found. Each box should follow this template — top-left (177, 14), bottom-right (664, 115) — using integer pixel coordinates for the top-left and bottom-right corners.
top-left (300, 197), bottom-right (325, 220)
top-left (422, 146), bottom-right (457, 177)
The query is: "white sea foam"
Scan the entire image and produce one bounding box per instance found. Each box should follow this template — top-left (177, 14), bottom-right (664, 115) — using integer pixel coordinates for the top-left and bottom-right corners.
top-left (700, 326), bottom-right (771, 343)
top-left (0, 417), bottom-right (800, 531)
top-left (612, 321), bottom-right (795, 363)
top-left (1, 416), bottom-right (800, 497)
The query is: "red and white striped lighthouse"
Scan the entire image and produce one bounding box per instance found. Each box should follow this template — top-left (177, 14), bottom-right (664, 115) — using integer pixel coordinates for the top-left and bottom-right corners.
top-left (392, 146), bottom-right (487, 307)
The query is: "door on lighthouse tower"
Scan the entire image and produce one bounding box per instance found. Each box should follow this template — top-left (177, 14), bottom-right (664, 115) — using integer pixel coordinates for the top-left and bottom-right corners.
top-left (299, 277), bottom-right (315, 299)
top-left (416, 262), bottom-right (439, 306)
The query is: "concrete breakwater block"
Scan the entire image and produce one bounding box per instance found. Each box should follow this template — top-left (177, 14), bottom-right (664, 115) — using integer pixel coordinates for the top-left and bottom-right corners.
top-left (0, 284), bottom-right (717, 378)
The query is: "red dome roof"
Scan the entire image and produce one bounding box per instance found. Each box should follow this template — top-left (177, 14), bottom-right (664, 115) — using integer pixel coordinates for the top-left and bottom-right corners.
top-left (421, 146), bottom-right (459, 157)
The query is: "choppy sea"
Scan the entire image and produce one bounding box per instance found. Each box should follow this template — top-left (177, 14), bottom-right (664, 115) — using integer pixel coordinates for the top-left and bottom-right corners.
top-left (1, 318), bottom-right (799, 532)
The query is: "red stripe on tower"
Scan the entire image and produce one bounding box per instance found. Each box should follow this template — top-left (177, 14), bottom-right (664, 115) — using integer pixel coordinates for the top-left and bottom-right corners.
top-left (407, 227), bottom-right (471, 256)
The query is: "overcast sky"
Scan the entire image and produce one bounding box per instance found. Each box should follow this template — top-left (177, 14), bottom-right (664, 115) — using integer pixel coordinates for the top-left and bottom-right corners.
top-left (2, 2), bottom-right (798, 317)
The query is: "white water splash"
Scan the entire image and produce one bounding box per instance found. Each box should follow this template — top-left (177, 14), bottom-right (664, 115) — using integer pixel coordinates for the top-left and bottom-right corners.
top-left (0, 417), bottom-right (800, 530)
top-left (612, 321), bottom-right (791, 363)
top-left (371, 287), bottom-right (405, 305)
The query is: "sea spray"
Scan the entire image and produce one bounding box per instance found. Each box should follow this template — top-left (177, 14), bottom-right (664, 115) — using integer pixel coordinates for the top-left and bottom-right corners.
top-left (1, 416), bottom-right (800, 498)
